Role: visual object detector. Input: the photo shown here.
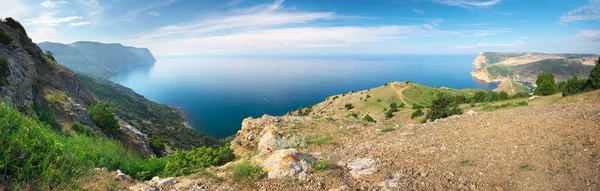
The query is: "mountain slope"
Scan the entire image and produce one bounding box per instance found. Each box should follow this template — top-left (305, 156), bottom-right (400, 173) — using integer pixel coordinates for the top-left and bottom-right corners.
top-left (38, 41), bottom-right (156, 78)
top-left (471, 52), bottom-right (598, 84)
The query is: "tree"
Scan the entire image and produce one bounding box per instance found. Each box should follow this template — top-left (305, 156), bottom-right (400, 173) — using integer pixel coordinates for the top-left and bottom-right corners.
top-left (45, 50), bottom-right (56, 62)
top-left (498, 91), bottom-right (509, 101)
top-left (426, 93), bottom-right (462, 121)
top-left (363, 114), bottom-right (376, 123)
top-left (385, 110), bottom-right (394, 119)
top-left (487, 91), bottom-right (499, 102)
top-left (589, 57), bottom-right (600, 89)
top-left (534, 72), bottom-right (558, 96)
top-left (411, 109), bottom-right (424, 119)
top-left (344, 103), bottom-right (354, 110)
top-left (389, 103), bottom-right (399, 112)
top-left (562, 76), bottom-right (587, 96)
top-left (88, 101), bottom-right (120, 136)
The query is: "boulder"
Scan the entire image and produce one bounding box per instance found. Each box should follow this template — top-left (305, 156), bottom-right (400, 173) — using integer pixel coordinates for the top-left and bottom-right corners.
top-left (260, 149), bottom-right (314, 180)
top-left (347, 158), bottom-right (378, 177)
top-left (257, 124), bottom-right (283, 154)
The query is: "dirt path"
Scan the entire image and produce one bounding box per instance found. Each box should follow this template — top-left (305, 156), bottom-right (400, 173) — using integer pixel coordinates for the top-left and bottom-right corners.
top-left (391, 83), bottom-right (414, 106)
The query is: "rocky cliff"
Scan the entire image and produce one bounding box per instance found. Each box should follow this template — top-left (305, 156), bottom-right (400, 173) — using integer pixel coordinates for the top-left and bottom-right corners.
top-left (471, 52), bottom-right (598, 84)
top-left (0, 18), bottom-right (154, 158)
top-left (38, 41), bottom-right (156, 79)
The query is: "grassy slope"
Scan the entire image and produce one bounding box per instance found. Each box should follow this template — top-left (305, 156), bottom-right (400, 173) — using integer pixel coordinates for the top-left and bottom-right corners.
top-left (77, 75), bottom-right (221, 151)
top-left (492, 80), bottom-right (530, 95)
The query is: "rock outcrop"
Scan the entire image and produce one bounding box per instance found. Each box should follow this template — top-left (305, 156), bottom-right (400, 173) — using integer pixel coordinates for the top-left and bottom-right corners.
top-left (119, 119), bottom-right (156, 158)
top-left (260, 149), bottom-right (314, 180)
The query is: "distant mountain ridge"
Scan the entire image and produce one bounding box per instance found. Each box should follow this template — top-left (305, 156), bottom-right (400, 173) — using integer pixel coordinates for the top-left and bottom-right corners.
top-left (38, 41), bottom-right (156, 78)
top-left (471, 52), bottom-right (599, 84)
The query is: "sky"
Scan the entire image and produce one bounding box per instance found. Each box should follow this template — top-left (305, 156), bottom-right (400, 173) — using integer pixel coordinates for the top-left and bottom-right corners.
top-left (1, 0), bottom-right (599, 56)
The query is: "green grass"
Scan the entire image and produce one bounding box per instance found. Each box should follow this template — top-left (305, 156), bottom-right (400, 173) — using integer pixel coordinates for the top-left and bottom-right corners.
top-left (0, 30), bottom-right (12, 45)
top-left (311, 160), bottom-right (332, 171)
top-left (487, 65), bottom-right (514, 77)
top-left (519, 163), bottom-right (535, 171)
top-left (232, 161), bottom-right (263, 181)
top-left (72, 122), bottom-right (94, 136)
top-left (306, 134), bottom-right (336, 145)
top-left (378, 127), bottom-right (396, 133)
top-left (482, 52), bottom-right (526, 64)
top-left (482, 101), bottom-right (528, 111)
top-left (460, 160), bottom-right (473, 166)
top-left (403, 85), bottom-right (481, 106)
top-left (45, 90), bottom-right (68, 108)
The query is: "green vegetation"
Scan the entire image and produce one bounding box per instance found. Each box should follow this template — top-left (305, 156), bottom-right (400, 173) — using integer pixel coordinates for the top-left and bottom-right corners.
top-left (88, 101), bottom-right (120, 136)
top-left (45, 91), bottom-right (67, 109)
top-left (559, 76), bottom-right (588, 96)
top-left (2, 17), bottom-right (28, 37)
top-left (346, 112), bottom-right (358, 119)
top-left (487, 65), bottom-right (513, 77)
top-left (0, 30), bottom-right (12, 45)
top-left (460, 159), bottom-right (473, 166)
top-left (161, 146), bottom-right (235, 177)
top-left (412, 104), bottom-right (424, 109)
top-left (306, 134), bottom-right (335, 145)
top-left (345, 103), bottom-right (354, 110)
top-left (311, 160), bottom-right (332, 171)
top-left (0, 56), bottom-right (8, 85)
top-left (482, 101), bottom-right (528, 111)
top-left (519, 163), bottom-right (535, 171)
top-left (378, 126), bottom-right (396, 133)
top-left (44, 50), bottom-right (56, 63)
top-left (32, 101), bottom-right (62, 132)
top-left (589, 57), bottom-right (600, 89)
top-left (78, 75), bottom-right (220, 151)
top-left (426, 93), bottom-right (462, 121)
top-left (534, 72), bottom-right (558, 96)
top-left (232, 161), bottom-right (263, 181)
top-left (362, 114), bottom-right (376, 123)
top-left (72, 122), bottom-right (94, 137)
top-left (498, 91), bottom-right (509, 101)
top-left (384, 110), bottom-right (394, 119)
top-left (411, 109), bottom-right (424, 119)
top-left (482, 52), bottom-right (526, 64)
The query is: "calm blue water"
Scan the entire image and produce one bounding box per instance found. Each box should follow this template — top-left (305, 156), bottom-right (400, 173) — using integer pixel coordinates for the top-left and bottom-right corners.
top-left (112, 55), bottom-right (497, 138)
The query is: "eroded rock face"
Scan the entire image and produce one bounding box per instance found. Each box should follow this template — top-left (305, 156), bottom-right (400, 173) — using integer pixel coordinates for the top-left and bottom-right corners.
top-left (230, 115), bottom-right (308, 157)
top-left (119, 119), bottom-right (155, 158)
top-left (260, 149), bottom-right (314, 180)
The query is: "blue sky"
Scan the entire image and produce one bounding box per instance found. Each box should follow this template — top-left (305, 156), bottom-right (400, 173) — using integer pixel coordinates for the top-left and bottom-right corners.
top-left (1, 0), bottom-right (599, 56)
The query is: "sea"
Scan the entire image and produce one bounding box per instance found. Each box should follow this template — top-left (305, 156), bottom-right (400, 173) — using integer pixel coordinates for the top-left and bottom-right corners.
top-left (111, 55), bottom-right (498, 138)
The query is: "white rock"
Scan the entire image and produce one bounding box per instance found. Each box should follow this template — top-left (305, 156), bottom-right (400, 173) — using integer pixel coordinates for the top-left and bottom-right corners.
top-left (257, 125), bottom-right (283, 154)
top-left (157, 177), bottom-right (175, 187)
top-left (260, 149), bottom-right (314, 180)
top-left (116, 169), bottom-right (131, 181)
top-left (347, 158), bottom-right (378, 177)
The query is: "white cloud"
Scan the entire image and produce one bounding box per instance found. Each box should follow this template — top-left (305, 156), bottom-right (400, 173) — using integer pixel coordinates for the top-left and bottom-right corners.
top-left (432, 0), bottom-right (502, 8)
top-left (148, 12), bottom-right (161, 16)
top-left (41, 0), bottom-right (67, 8)
top-left (28, 26), bottom-right (59, 43)
top-left (27, 12), bottom-right (82, 27)
top-left (0, 0), bottom-right (28, 19)
top-left (413, 9), bottom-right (425, 14)
top-left (70, 21), bottom-right (91, 26)
top-left (472, 28), bottom-right (511, 37)
top-left (456, 40), bottom-right (525, 49)
top-left (560, 0), bottom-right (600, 25)
top-left (74, 0), bottom-right (104, 16)
top-left (578, 30), bottom-right (600, 42)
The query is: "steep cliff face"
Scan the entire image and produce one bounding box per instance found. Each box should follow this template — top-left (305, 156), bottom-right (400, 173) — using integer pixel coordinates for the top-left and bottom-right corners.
top-left (0, 19), bottom-right (155, 158)
top-left (38, 41), bottom-right (156, 79)
top-left (471, 52), bottom-right (598, 84)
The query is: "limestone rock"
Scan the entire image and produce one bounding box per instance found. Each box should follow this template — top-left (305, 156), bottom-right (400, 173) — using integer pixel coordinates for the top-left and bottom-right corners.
top-left (260, 149), bottom-right (314, 180)
top-left (347, 158), bottom-right (379, 177)
top-left (119, 119), bottom-right (155, 158)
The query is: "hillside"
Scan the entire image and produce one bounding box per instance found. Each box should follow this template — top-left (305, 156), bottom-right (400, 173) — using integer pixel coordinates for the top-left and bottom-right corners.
top-left (471, 52), bottom-right (598, 84)
top-left (119, 85), bottom-right (600, 191)
top-left (78, 75), bottom-right (221, 156)
top-left (38, 41), bottom-right (156, 79)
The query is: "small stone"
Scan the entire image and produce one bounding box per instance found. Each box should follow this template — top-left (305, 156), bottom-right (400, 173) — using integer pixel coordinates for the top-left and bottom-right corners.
top-left (247, 135), bottom-right (255, 141)
top-left (116, 170), bottom-right (131, 181)
top-left (317, 182), bottom-right (326, 189)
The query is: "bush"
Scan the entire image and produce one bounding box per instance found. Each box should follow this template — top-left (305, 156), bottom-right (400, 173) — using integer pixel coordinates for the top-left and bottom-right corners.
top-left (45, 91), bottom-right (68, 108)
top-left (88, 101), bottom-right (120, 136)
top-left (385, 110), bottom-right (394, 119)
top-left (44, 50), bottom-right (56, 63)
top-left (149, 135), bottom-right (167, 157)
top-left (2, 17), bottom-right (28, 37)
top-left (344, 103), bottom-right (354, 110)
top-left (32, 102), bottom-right (62, 131)
top-left (562, 76), bottom-right (588, 96)
top-left (0, 30), bottom-right (12, 45)
top-left (534, 72), bottom-right (558, 96)
top-left (589, 57), bottom-right (600, 89)
top-left (412, 104), bottom-right (424, 109)
top-left (411, 109), bottom-right (424, 119)
top-left (426, 93), bottom-right (462, 121)
top-left (487, 91), bottom-right (499, 102)
top-left (346, 112), bottom-right (358, 119)
top-left (362, 114), bottom-right (376, 123)
top-left (498, 91), bottom-right (509, 101)
top-left (72, 122), bottom-right (94, 136)
top-left (232, 161), bottom-right (263, 181)
top-left (511, 92), bottom-right (529, 99)
top-left (473, 91), bottom-right (487, 103)
top-left (161, 145), bottom-right (235, 177)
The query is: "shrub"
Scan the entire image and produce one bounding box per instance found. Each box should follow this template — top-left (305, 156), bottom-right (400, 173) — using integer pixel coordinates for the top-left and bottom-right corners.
top-left (72, 122), bottom-right (94, 136)
top-left (412, 104), bottom-right (424, 109)
top-left (473, 91), bottom-right (487, 103)
top-left (511, 92), bottom-right (529, 99)
top-left (149, 135), bottom-right (167, 157)
top-left (411, 109), bottom-right (424, 119)
top-left (0, 30), bottom-right (12, 45)
top-left (276, 136), bottom-right (307, 149)
top-left (487, 91), bottom-right (499, 102)
top-left (32, 102), bottom-right (62, 131)
top-left (562, 76), bottom-right (587, 96)
top-left (379, 126), bottom-right (396, 133)
top-left (385, 110), bottom-right (394, 119)
top-left (344, 103), bottom-right (354, 110)
top-left (498, 91), bottom-right (509, 101)
top-left (588, 57), bottom-right (600, 89)
top-left (44, 50), bottom-right (56, 63)
top-left (534, 72), bottom-right (558, 96)
top-left (362, 114), bottom-right (376, 123)
top-left (161, 145), bottom-right (235, 177)
top-left (426, 93), bottom-right (462, 121)
top-left (311, 160), bottom-right (332, 171)
top-left (366, 94), bottom-right (371, 99)
top-left (45, 91), bottom-right (68, 108)
top-left (346, 112), bottom-right (358, 119)
top-left (3, 17), bottom-right (28, 37)
top-left (88, 101), bottom-right (120, 136)
top-left (232, 161), bottom-right (263, 181)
